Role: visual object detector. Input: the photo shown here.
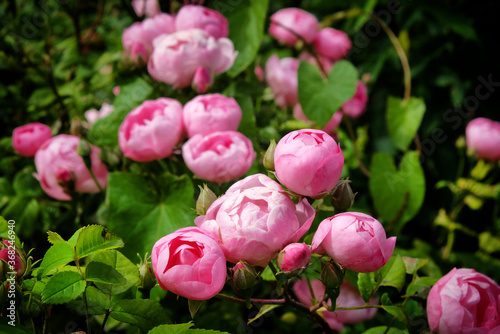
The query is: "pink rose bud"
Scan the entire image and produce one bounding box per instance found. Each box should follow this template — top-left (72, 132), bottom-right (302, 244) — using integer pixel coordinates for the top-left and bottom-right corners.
top-left (0, 241), bottom-right (26, 278)
top-left (118, 98), bottom-right (184, 162)
top-left (151, 227), bottom-right (227, 300)
top-left (427, 268), bottom-right (500, 334)
top-left (269, 8), bottom-right (318, 46)
top-left (12, 122), bottom-right (52, 157)
top-left (182, 93), bottom-right (242, 138)
top-left (313, 27), bottom-right (351, 61)
top-left (113, 86), bottom-right (120, 96)
top-left (232, 261), bottom-right (257, 290)
top-left (34, 135), bottom-right (108, 201)
top-left (175, 5), bottom-right (229, 39)
top-left (192, 67), bottom-right (213, 93)
top-left (277, 243), bottom-right (311, 273)
top-left (342, 81), bottom-right (368, 119)
top-left (466, 117), bottom-right (500, 161)
top-left (312, 212), bottom-right (396, 273)
top-left (195, 174), bottom-right (316, 267)
top-left (132, 0), bottom-right (161, 17)
top-left (265, 55), bottom-right (299, 108)
top-left (182, 131), bottom-right (256, 183)
top-left (293, 104), bottom-right (342, 135)
top-left (148, 29), bottom-right (237, 89)
top-left (293, 279), bottom-right (378, 331)
top-left (122, 13), bottom-right (176, 65)
top-left (274, 129), bottom-right (344, 198)
top-left (84, 102), bottom-right (114, 127)
top-left (254, 65), bottom-right (264, 82)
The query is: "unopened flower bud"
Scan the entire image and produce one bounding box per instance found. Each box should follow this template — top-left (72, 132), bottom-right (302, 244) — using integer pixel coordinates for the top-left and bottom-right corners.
top-left (320, 261), bottom-right (344, 291)
top-left (277, 243), bottom-right (310, 275)
top-left (192, 67), bottom-right (213, 94)
top-left (196, 184), bottom-right (218, 216)
top-left (329, 179), bottom-right (355, 212)
top-left (0, 240), bottom-right (27, 279)
top-left (263, 139), bottom-right (277, 171)
top-left (232, 261), bottom-right (257, 290)
top-left (138, 257), bottom-right (156, 291)
top-left (77, 139), bottom-right (93, 172)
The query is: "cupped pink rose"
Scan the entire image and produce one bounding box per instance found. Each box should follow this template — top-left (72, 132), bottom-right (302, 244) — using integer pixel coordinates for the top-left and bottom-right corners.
top-left (313, 27), bottom-right (351, 61)
top-left (132, 0), bottom-right (161, 17)
top-left (342, 81), bottom-right (368, 119)
top-left (466, 117), bottom-right (500, 161)
top-left (274, 129), bottom-right (344, 198)
top-left (427, 268), bottom-right (500, 334)
top-left (312, 212), bottom-right (396, 273)
top-left (12, 122), bottom-right (52, 157)
top-left (122, 13), bottom-right (176, 65)
top-left (182, 131), bottom-right (256, 183)
top-left (269, 8), bottom-right (318, 46)
top-left (277, 243), bottom-right (311, 273)
top-left (34, 135), bottom-right (108, 201)
top-left (151, 227), bottom-right (227, 300)
top-left (265, 55), bottom-right (299, 108)
top-left (148, 29), bottom-right (237, 89)
top-left (84, 102), bottom-right (114, 127)
top-left (183, 94), bottom-right (242, 138)
top-left (175, 5), bottom-right (228, 39)
top-left (293, 104), bottom-right (343, 135)
top-left (118, 98), bottom-right (184, 162)
top-left (195, 174), bottom-right (316, 267)
top-left (293, 279), bottom-right (378, 331)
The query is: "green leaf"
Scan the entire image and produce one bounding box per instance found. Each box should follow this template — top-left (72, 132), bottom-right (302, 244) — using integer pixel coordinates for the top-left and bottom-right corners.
top-left (148, 323), bottom-right (194, 334)
top-left (405, 276), bottom-right (438, 297)
top-left (479, 232), bottom-right (500, 254)
top-left (89, 250), bottom-right (140, 294)
top-left (85, 261), bottom-right (126, 284)
top-left (47, 231), bottom-right (66, 245)
top-left (13, 166), bottom-right (43, 197)
top-left (38, 241), bottom-right (75, 277)
top-left (247, 305), bottom-right (281, 325)
top-left (362, 326), bottom-right (409, 334)
top-left (401, 256), bottom-right (428, 275)
top-left (0, 178), bottom-right (15, 210)
top-left (110, 299), bottom-right (172, 332)
top-left (357, 271), bottom-right (377, 303)
top-left (381, 305), bottom-right (408, 327)
top-left (0, 323), bottom-right (35, 333)
top-left (106, 172), bottom-right (197, 259)
top-left (225, 0), bottom-right (269, 77)
top-left (74, 225), bottom-right (124, 259)
top-left (386, 96), bottom-right (426, 151)
top-left (299, 60), bottom-right (358, 127)
top-left (41, 271), bottom-right (86, 304)
top-left (84, 286), bottom-right (111, 315)
top-left (369, 151), bottom-right (425, 233)
top-left (235, 95), bottom-right (258, 143)
top-left (379, 255), bottom-right (406, 291)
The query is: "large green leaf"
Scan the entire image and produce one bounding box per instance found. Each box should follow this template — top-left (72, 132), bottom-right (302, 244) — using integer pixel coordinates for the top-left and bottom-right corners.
top-left (74, 225), bottom-right (124, 259)
top-left (13, 166), bottom-right (43, 197)
top-left (379, 255), bottom-right (406, 291)
top-left (148, 323), bottom-right (230, 334)
top-left (386, 96), bottom-right (426, 151)
top-left (110, 299), bottom-right (171, 332)
top-left (85, 261), bottom-right (126, 284)
top-left (225, 0), bottom-right (269, 77)
top-left (298, 60), bottom-right (358, 127)
top-left (106, 172), bottom-right (197, 259)
top-left (89, 250), bottom-right (140, 295)
top-left (41, 271), bottom-right (86, 304)
top-left (38, 241), bottom-right (75, 278)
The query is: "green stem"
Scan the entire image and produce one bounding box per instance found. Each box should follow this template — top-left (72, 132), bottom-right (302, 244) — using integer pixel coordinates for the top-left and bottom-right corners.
top-left (88, 167), bottom-right (104, 193)
top-left (336, 305), bottom-right (384, 311)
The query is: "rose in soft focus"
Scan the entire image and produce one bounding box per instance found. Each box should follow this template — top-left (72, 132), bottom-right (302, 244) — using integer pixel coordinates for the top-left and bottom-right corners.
top-left (84, 102), bottom-right (114, 127)
top-left (175, 5), bottom-right (228, 39)
top-left (277, 243), bottom-right (311, 273)
top-left (293, 279), bottom-right (378, 331)
top-left (34, 135), bottom-right (108, 201)
top-left (122, 13), bottom-right (176, 65)
top-left (183, 94), bottom-right (242, 138)
top-left (465, 117), bottom-right (500, 161)
top-left (12, 122), bottom-right (52, 157)
top-left (119, 98), bottom-right (184, 162)
top-left (0, 241), bottom-right (26, 278)
top-left (427, 268), bottom-right (500, 334)
top-left (269, 8), bottom-right (318, 46)
top-left (132, 0), bottom-right (161, 17)
top-left (265, 55), bottom-right (299, 108)
top-left (191, 67), bottom-right (213, 93)
top-left (195, 174), bottom-right (316, 267)
top-left (293, 104), bottom-right (343, 135)
top-left (274, 129), bottom-right (344, 198)
top-left (313, 27), bottom-right (351, 61)
top-left (148, 29), bottom-right (237, 89)
top-left (151, 227), bottom-right (227, 300)
top-left (312, 212), bottom-right (396, 273)
top-left (342, 81), bottom-right (368, 119)
top-left (182, 131), bottom-right (256, 183)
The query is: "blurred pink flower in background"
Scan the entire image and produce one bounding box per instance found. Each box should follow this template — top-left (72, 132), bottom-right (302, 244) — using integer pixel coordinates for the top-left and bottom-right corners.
top-left (342, 81), bottom-right (368, 119)
top-left (84, 102), bottom-right (114, 126)
top-left (269, 8), bottom-right (318, 46)
top-left (12, 122), bottom-right (52, 157)
top-left (466, 117), bottom-right (500, 161)
top-left (175, 5), bottom-right (229, 39)
top-left (132, 0), bottom-right (161, 18)
top-left (265, 55), bottom-right (299, 108)
top-left (313, 27), bottom-right (352, 61)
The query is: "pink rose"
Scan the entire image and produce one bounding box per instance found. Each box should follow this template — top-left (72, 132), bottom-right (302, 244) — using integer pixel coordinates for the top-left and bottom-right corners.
top-left (182, 131), bottom-right (256, 183)
top-left (466, 117), bottom-right (500, 161)
top-left (84, 102), bottom-right (114, 127)
top-left (182, 94), bottom-right (242, 138)
top-left (12, 122), bottom-right (52, 157)
top-left (132, 0), bottom-right (161, 17)
top-left (151, 227), bottom-right (227, 300)
top-left (312, 212), bottom-right (396, 273)
top-left (277, 243), bottom-right (311, 273)
top-left (293, 279), bottom-right (378, 331)
top-left (0, 241), bottom-right (25, 278)
top-left (265, 55), bottom-right (299, 108)
top-left (293, 104), bottom-right (343, 135)
top-left (269, 8), bottom-right (318, 46)
top-left (313, 27), bottom-right (351, 61)
top-left (148, 29), bottom-right (237, 89)
top-left (175, 5), bottom-right (228, 39)
top-left (122, 13), bottom-right (176, 65)
top-left (274, 129), bottom-right (344, 198)
top-left (118, 98), bottom-right (184, 162)
top-left (427, 268), bottom-right (500, 334)
top-left (342, 81), bottom-right (368, 119)
top-left (34, 135), bottom-right (108, 201)
top-left (195, 174), bottom-right (316, 267)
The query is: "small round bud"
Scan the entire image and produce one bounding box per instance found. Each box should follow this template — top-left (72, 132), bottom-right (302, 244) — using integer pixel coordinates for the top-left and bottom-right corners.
top-left (196, 184), bottom-right (218, 216)
top-left (320, 261), bottom-right (344, 291)
top-left (263, 139), bottom-right (277, 171)
top-left (232, 261), bottom-right (257, 290)
top-left (277, 243), bottom-right (311, 275)
top-left (329, 179), bottom-right (355, 212)
top-left (138, 258), bottom-right (156, 291)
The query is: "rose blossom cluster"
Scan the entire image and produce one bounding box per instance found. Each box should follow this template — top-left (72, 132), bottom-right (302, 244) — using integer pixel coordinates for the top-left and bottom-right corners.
top-left (122, 4), bottom-right (236, 92)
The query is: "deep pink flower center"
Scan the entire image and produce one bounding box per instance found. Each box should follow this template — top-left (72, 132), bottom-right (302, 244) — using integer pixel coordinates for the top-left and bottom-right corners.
top-left (165, 239), bottom-right (204, 271)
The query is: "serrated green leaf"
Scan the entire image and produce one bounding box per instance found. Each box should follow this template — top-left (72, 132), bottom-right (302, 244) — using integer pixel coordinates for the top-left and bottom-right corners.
top-left (85, 286), bottom-right (111, 315)
top-left (362, 326), bottom-right (408, 334)
top-left (110, 299), bottom-right (172, 332)
top-left (41, 271), bottom-right (86, 304)
top-left (89, 250), bottom-right (140, 295)
top-left (386, 96), bottom-right (426, 151)
top-left (148, 323), bottom-right (194, 334)
top-left (379, 255), bottom-right (406, 291)
top-left (75, 225), bottom-right (124, 259)
top-left (247, 305), bottom-right (281, 325)
top-left (85, 261), bottom-right (126, 284)
top-left (47, 231), bottom-right (66, 245)
top-left (357, 271), bottom-right (377, 303)
top-left (38, 241), bottom-right (75, 278)
top-left (13, 166), bottom-right (43, 197)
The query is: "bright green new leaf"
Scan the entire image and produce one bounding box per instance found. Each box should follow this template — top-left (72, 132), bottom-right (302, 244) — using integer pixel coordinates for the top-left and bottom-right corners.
top-left (248, 305), bottom-right (281, 325)
top-left (379, 255), bottom-right (407, 291)
top-left (110, 299), bottom-right (172, 332)
top-left (85, 261), bottom-right (126, 284)
top-left (386, 96), bottom-right (426, 151)
top-left (405, 276), bottom-right (439, 297)
top-left (357, 271), bottom-right (377, 303)
top-left (401, 256), bottom-right (429, 275)
top-left (90, 250), bottom-right (140, 295)
top-left (362, 327), bottom-right (409, 334)
top-left (47, 231), bottom-right (66, 245)
top-left (41, 271), bottom-right (86, 304)
top-left (38, 242), bottom-right (75, 278)
top-left (74, 225), bottom-right (124, 259)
